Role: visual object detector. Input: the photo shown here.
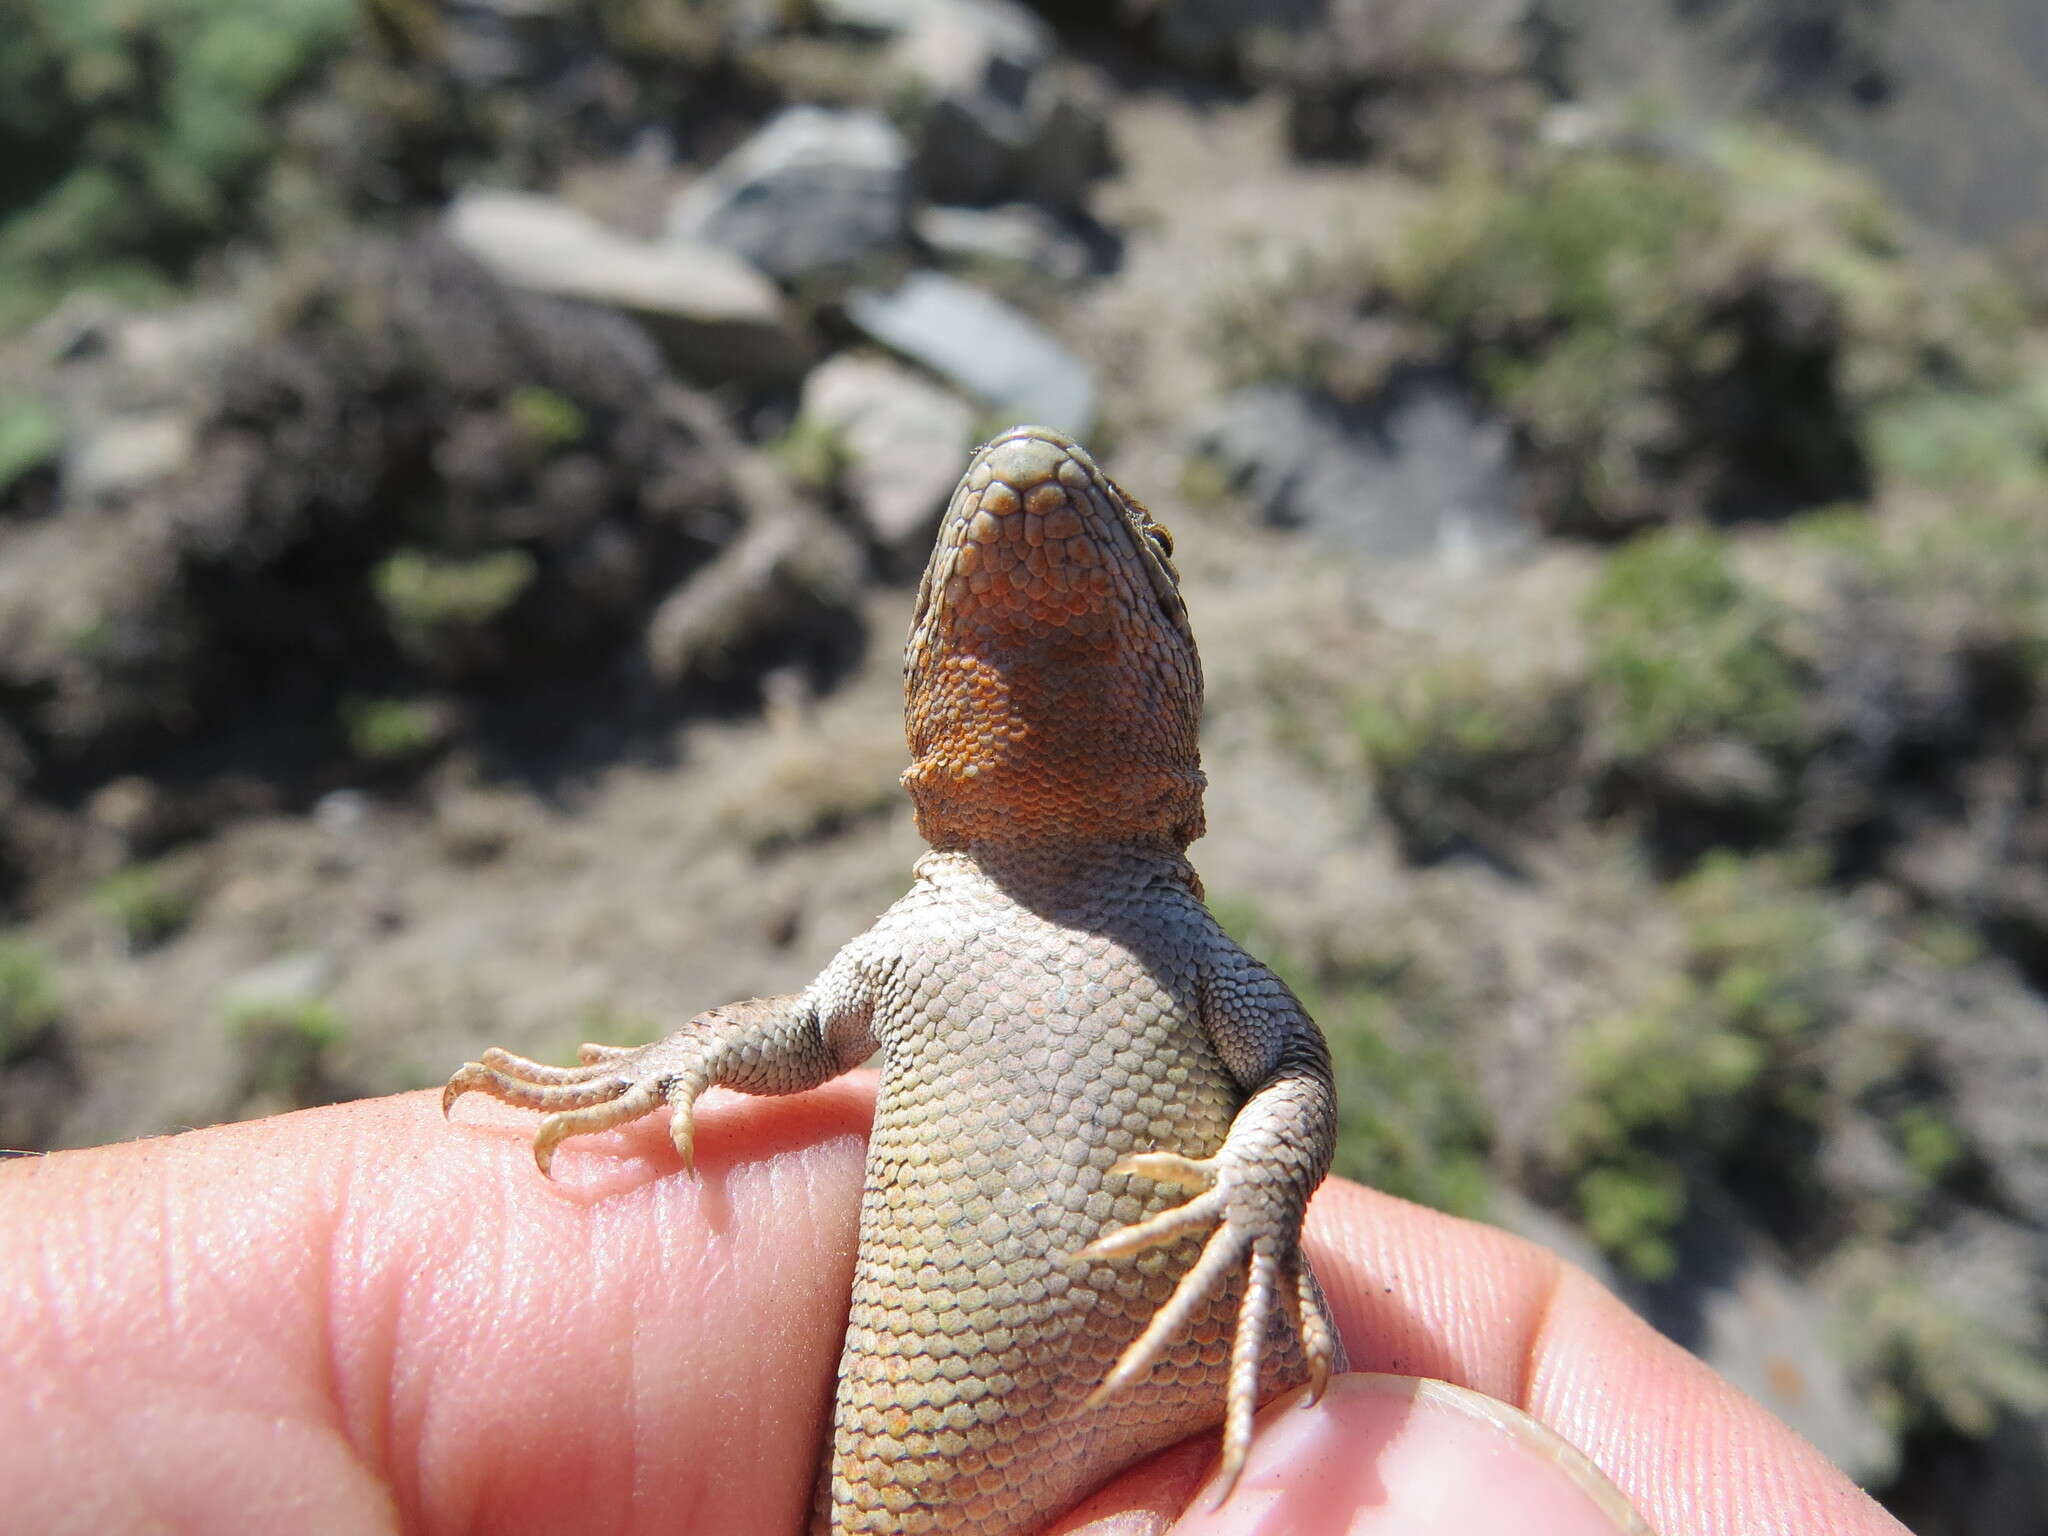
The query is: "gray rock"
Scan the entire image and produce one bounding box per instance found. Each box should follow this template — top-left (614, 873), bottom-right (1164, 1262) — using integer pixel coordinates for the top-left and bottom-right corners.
top-left (890, 0), bottom-right (1107, 207)
top-left (668, 106), bottom-right (912, 287)
top-left (800, 352), bottom-right (977, 550)
top-left (64, 413), bottom-right (196, 503)
top-left (914, 202), bottom-right (1096, 283)
top-left (1153, 0), bottom-right (1325, 71)
top-left (444, 189), bottom-right (811, 383)
top-left (813, 0), bottom-right (942, 34)
top-left (844, 270), bottom-right (1095, 436)
top-left (1197, 377), bottom-right (1530, 565)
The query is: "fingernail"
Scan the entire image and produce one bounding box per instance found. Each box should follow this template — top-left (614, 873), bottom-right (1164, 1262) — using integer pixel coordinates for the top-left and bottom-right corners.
top-left (1170, 1374), bottom-right (1655, 1535)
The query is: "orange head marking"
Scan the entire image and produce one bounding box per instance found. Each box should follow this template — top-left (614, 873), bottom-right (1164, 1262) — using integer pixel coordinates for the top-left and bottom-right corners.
top-left (902, 426), bottom-right (1205, 852)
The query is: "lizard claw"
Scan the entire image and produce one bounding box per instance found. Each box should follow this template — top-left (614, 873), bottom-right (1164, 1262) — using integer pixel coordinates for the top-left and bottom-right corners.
top-left (1106, 1149), bottom-right (1219, 1192)
top-left (1079, 1153), bottom-right (1340, 1505)
top-left (444, 1041), bottom-right (694, 1177)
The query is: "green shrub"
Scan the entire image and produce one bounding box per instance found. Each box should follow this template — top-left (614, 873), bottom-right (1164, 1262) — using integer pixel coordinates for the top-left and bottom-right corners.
top-left (92, 864), bottom-right (195, 951)
top-left (372, 547), bottom-right (536, 661)
top-left (0, 398), bottom-right (61, 497)
top-left (1584, 529), bottom-right (1808, 763)
top-left (0, 939), bottom-right (60, 1064)
top-left (1835, 1243), bottom-right (2048, 1437)
top-left (228, 995), bottom-right (346, 1107)
top-left (1393, 155), bottom-right (1721, 351)
top-left (1223, 130), bottom-right (2027, 532)
top-left (0, 0), bottom-right (357, 331)
top-left (1868, 381), bottom-right (2048, 494)
top-left (768, 415), bottom-right (850, 495)
top-left (339, 694), bottom-right (453, 762)
top-left (1554, 852), bottom-right (1836, 1279)
top-left (505, 386), bottom-right (587, 452)
top-left (1351, 661), bottom-right (1580, 856)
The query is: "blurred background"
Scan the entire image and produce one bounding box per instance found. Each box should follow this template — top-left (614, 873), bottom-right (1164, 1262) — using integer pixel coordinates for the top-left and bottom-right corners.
top-left (1, 0), bottom-right (2045, 1527)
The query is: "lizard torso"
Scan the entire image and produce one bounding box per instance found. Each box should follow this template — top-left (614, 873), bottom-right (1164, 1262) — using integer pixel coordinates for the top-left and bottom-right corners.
top-left (447, 427), bottom-right (1341, 1535)
top-left (818, 845), bottom-right (1307, 1532)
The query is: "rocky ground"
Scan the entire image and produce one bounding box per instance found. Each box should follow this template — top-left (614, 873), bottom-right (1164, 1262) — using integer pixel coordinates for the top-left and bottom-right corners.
top-left (3, 3), bottom-right (2047, 1530)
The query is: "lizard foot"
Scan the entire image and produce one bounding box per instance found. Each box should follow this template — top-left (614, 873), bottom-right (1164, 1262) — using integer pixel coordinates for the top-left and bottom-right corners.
top-left (1074, 1150), bottom-right (1342, 1504)
top-left (443, 1043), bottom-right (693, 1177)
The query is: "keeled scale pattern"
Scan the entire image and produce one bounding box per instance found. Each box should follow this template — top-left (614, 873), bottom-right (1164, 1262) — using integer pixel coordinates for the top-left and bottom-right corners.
top-left (822, 847), bottom-right (1311, 1534)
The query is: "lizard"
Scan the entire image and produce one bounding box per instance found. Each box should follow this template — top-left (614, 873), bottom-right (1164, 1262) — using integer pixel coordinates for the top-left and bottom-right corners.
top-left (444, 424), bottom-right (1345, 1535)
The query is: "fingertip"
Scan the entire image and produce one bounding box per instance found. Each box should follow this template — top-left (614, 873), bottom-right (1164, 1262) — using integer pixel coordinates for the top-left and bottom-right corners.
top-left (1167, 1375), bottom-right (1653, 1536)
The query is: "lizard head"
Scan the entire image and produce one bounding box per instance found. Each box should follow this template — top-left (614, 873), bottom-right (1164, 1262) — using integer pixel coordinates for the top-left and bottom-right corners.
top-left (902, 425), bottom-right (1206, 854)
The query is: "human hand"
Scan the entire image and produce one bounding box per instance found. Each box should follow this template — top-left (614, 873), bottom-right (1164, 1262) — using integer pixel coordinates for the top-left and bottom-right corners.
top-left (0, 1075), bottom-right (1907, 1534)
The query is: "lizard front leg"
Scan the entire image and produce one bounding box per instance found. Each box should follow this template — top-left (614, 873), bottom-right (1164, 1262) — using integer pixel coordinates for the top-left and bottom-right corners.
top-left (1075, 946), bottom-right (1343, 1502)
top-left (445, 962), bottom-right (878, 1176)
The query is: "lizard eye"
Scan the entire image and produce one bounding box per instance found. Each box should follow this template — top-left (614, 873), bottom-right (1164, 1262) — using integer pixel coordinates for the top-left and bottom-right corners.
top-left (1146, 521), bottom-right (1174, 558)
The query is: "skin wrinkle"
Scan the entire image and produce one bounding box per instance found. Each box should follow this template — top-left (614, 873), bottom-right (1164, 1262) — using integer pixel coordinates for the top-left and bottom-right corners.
top-left (341, 1121), bottom-right (437, 1524)
top-left (316, 1116), bottom-right (373, 1507)
top-left (1513, 1241), bottom-right (1569, 1411)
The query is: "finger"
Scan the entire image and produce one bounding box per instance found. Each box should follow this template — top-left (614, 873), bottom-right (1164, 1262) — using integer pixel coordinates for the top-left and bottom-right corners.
top-left (1171, 1375), bottom-right (1649, 1534)
top-left (0, 1076), bottom-right (876, 1536)
top-left (1301, 1181), bottom-right (1909, 1536)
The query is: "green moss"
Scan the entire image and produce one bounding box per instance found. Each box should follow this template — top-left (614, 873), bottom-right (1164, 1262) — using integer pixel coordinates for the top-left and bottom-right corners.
top-left (1890, 1105), bottom-right (1967, 1188)
top-left (339, 694), bottom-right (452, 762)
top-left (372, 547), bottom-right (536, 661)
top-left (0, 398), bottom-right (61, 496)
top-left (0, 939), bottom-right (60, 1064)
top-left (91, 864), bottom-right (194, 951)
top-left (505, 386), bottom-right (586, 452)
top-left (1584, 529), bottom-right (1807, 763)
top-left (768, 414), bottom-right (850, 494)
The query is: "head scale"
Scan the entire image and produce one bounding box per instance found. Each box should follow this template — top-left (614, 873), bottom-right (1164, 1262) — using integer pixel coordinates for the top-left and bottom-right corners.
top-left (902, 427), bottom-right (1206, 853)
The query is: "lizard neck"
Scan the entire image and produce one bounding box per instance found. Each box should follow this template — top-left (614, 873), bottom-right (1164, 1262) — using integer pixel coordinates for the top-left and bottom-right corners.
top-left (915, 843), bottom-right (1206, 906)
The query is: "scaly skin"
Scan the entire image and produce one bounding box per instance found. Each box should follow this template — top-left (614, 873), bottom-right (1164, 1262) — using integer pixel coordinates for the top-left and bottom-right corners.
top-left (445, 426), bottom-right (1343, 1535)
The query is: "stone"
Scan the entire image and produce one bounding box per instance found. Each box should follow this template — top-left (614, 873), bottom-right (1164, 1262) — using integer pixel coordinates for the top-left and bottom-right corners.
top-left (668, 106), bottom-right (912, 287)
top-left (800, 352), bottom-right (977, 551)
top-left (444, 189), bottom-right (811, 383)
top-left (1197, 376), bottom-right (1530, 566)
top-left (913, 203), bottom-right (1097, 283)
top-left (63, 413), bottom-right (196, 504)
top-left (889, 0), bottom-right (1108, 207)
top-left (844, 270), bottom-right (1094, 436)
